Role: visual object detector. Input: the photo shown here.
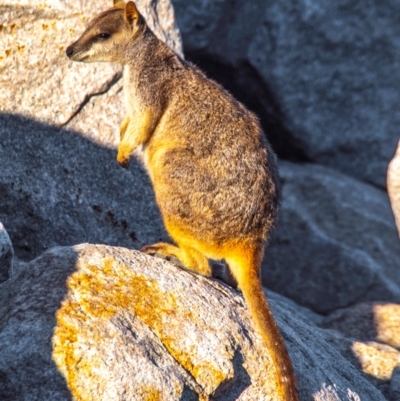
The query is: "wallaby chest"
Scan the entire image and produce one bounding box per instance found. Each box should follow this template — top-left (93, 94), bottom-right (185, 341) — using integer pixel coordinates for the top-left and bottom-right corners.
top-left (123, 65), bottom-right (143, 116)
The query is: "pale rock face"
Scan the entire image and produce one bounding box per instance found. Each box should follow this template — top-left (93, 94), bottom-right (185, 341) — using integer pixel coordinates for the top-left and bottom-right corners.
top-left (0, 0), bottom-right (182, 129)
top-left (0, 244), bottom-right (387, 401)
top-left (388, 140), bottom-right (400, 237)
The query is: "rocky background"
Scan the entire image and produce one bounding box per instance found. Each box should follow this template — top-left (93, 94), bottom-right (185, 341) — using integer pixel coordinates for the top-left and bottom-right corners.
top-left (0, 0), bottom-right (400, 400)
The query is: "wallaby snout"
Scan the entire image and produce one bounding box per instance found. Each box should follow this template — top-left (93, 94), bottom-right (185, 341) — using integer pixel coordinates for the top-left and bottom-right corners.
top-left (64, 39), bottom-right (92, 62)
top-left (65, 45), bottom-right (77, 59)
top-left (65, 46), bottom-right (73, 58)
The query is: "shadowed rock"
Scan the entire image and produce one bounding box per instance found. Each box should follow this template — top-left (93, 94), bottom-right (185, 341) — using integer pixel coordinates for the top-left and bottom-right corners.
top-left (391, 367), bottom-right (400, 401)
top-left (263, 161), bottom-right (400, 313)
top-left (0, 114), bottom-right (166, 261)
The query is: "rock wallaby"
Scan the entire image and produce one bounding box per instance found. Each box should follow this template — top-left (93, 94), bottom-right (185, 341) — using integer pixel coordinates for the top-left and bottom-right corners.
top-left (66, 1), bottom-right (298, 399)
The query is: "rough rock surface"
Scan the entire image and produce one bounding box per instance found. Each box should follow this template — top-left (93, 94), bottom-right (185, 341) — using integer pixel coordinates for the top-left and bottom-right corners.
top-left (172, 0), bottom-right (400, 187)
top-left (0, 0), bottom-right (182, 126)
top-left (0, 244), bottom-right (387, 401)
top-left (388, 140), bottom-right (400, 236)
top-left (0, 222), bottom-right (13, 283)
top-left (262, 161), bottom-right (400, 313)
top-left (0, 113), bottom-right (167, 261)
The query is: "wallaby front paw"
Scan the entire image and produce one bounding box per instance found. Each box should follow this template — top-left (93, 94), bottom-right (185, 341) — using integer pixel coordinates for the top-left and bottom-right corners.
top-left (117, 155), bottom-right (130, 169)
top-left (140, 244), bottom-right (184, 268)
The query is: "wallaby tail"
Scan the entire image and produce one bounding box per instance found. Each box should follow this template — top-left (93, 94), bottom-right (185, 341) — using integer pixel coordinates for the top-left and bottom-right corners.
top-left (226, 247), bottom-right (299, 401)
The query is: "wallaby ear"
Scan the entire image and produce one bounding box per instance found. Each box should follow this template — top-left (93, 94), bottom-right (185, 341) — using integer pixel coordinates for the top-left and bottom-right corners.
top-left (113, 0), bottom-right (125, 8)
top-left (125, 1), bottom-right (140, 26)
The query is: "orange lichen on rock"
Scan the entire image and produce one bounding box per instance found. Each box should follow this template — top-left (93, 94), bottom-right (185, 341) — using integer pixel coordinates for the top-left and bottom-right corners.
top-left (160, 339), bottom-right (227, 391)
top-left (52, 257), bottom-right (226, 399)
top-left (141, 388), bottom-right (162, 401)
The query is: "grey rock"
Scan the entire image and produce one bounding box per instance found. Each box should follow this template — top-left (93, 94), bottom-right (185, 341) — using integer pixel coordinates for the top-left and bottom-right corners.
top-left (172, 0), bottom-right (400, 187)
top-left (0, 113), bottom-right (167, 261)
top-left (266, 289), bottom-right (324, 327)
top-left (0, 222), bottom-right (13, 283)
top-left (0, 0), bottom-right (185, 261)
top-left (172, 0), bottom-right (260, 64)
top-left (262, 161), bottom-right (400, 313)
top-left (323, 302), bottom-right (400, 349)
top-left (0, 244), bottom-right (386, 400)
top-left (391, 367), bottom-right (400, 401)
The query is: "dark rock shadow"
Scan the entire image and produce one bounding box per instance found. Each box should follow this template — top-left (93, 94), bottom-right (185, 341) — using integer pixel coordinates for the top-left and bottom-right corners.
top-left (0, 113), bottom-right (167, 262)
top-left (0, 250), bottom-right (76, 400)
top-left (212, 349), bottom-right (252, 401)
top-left (179, 385), bottom-right (201, 401)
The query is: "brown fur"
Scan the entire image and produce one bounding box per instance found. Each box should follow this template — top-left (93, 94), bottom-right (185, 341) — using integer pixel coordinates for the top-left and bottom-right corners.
top-left (66, 2), bottom-right (298, 399)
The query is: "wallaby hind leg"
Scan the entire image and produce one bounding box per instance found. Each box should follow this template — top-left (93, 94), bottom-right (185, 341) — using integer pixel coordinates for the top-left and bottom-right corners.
top-left (141, 242), bottom-right (212, 277)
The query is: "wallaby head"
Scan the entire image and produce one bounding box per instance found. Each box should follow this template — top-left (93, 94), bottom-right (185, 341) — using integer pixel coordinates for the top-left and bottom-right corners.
top-left (66, 1), bottom-right (145, 63)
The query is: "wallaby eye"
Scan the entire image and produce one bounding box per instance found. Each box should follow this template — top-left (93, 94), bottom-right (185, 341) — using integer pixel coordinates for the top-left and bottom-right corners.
top-left (97, 33), bottom-right (111, 40)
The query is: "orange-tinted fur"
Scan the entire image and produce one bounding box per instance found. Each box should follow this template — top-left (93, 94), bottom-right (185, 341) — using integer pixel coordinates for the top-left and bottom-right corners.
top-left (66, 2), bottom-right (298, 399)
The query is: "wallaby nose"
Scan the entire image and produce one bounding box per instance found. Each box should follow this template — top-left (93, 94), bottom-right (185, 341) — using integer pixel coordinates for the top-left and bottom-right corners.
top-left (66, 46), bottom-right (74, 58)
